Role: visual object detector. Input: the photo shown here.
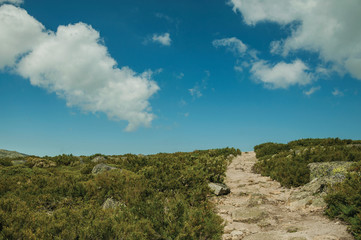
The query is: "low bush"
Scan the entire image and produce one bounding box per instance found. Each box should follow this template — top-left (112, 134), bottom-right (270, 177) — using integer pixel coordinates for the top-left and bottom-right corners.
top-left (0, 147), bottom-right (240, 239)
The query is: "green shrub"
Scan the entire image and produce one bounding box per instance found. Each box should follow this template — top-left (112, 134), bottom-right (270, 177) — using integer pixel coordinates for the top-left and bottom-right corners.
top-left (253, 138), bottom-right (361, 187)
top-left (0, 147), bottom-right (240, 239)
top-left (325, 162), bottom-right (361, 239)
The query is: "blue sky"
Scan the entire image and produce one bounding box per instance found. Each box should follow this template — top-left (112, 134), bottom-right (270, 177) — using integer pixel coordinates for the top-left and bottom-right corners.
top-left (1, 0), bottom-right (361, 156)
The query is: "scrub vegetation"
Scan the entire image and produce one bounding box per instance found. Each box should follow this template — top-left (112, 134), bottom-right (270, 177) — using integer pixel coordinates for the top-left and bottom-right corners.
top-left (0, 148), bottom-right (240, 239)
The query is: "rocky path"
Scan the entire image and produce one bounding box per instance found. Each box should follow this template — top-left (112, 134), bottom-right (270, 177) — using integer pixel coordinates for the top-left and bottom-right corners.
top-left (213, 151), bottom-right (353, 240)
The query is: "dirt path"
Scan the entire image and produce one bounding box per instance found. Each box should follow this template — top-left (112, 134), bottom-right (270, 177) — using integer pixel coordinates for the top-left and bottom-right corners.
top-left (213, 151), bottom-right (353, 240)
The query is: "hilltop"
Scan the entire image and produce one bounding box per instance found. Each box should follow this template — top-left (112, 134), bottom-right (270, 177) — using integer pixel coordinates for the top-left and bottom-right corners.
top-left (0, 149), bottom-right (27, 158)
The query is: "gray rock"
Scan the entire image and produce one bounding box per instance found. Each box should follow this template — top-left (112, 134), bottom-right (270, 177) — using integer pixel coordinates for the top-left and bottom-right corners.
top-left (91, 156), bottom-right (106, 163)
top-left (92, 163), bottom-right (118, 175)
top-left (11, 160), bottom-right (27, 166)
top-left (208, 182), bottom-right (230, 196)
top-left (102, 198), bottom-right (125, 210)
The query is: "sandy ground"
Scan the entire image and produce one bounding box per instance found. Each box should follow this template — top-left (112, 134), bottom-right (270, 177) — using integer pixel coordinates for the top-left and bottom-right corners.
top-left (212, 151), bottom-right (353, 240)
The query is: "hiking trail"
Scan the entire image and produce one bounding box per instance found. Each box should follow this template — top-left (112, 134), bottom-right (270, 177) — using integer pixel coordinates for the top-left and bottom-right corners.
top-left (213, 151), bottom-right (353, 240)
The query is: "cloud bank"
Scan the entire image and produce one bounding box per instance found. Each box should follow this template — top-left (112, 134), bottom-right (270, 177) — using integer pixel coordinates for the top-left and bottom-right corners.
top-left (229, 0), bottom-right (361, 80)
top-left (0, 4), bottom-right (159, 131)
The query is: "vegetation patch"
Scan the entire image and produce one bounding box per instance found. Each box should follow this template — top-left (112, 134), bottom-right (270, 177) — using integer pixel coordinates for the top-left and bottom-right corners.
top-left (0, 148), bottom-right (240, 239)
top-left (253, 138), bottom-right (361, 239)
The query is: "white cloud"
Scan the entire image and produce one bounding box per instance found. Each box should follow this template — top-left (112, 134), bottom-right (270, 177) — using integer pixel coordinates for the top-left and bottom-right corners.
top-left (0, 5), bottom-right (159, 131)
top-left (250, 59), bottom-right (312, 89)
top-left (0, 4), bottom-right (45, 69)
top-left (304, 86), bottom-right (320, 96)
top-left (212, 37), bottom-right (247, 55)
top-left (332, 88), bottom-right (344, 96)
top-left (0, 0), bottom-right (23, 5)
top-left (152, 33), bottom-right (171, 46)
top-left (229, 0), bottom-right (361, 80)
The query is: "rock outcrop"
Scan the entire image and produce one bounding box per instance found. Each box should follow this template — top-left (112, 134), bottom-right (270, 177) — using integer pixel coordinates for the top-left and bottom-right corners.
top-left (288, 161), bottom-right (354, 212)
top-left (92, 163), bottom-right (118, 175)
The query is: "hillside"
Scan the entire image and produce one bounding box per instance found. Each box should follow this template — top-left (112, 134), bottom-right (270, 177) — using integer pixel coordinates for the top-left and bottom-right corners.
top-left (0, 148), bottom-right (240, 239)
top-left (1, 138), bottom-right (361, 239)
top-left (0, 149), bottom-right (27, 158)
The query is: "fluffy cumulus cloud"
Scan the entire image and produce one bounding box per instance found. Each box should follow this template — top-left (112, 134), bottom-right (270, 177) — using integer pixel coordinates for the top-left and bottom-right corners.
top-left (229, 0), bottom-right (361, 80)
top-left (0, 4), bottom-right (159, 131)
top-left (212, 37), bottom-right (247, 55)
top-left (0, 4), bottom-right (45, 69)
top-left (250, 59), bottom-right (312, 89)
top-left (152, 33), bottom-right (171, 46)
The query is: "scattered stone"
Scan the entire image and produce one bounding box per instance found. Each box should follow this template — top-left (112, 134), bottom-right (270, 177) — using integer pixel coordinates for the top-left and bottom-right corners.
top-left (232, 207), bottom-right (268, 223)
top-left (289, 237), bottom-right (307, 240)
top-left (92, 163), bottom-right (118, 175)
top-left (208, 183), bottom-right (231, 196)
top-left (91, 156), bottom-right (106, 163)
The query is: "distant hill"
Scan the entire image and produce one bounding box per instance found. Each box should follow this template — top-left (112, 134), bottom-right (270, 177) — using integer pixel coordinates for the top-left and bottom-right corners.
top-left (0, 149), bottom-right (28, 158)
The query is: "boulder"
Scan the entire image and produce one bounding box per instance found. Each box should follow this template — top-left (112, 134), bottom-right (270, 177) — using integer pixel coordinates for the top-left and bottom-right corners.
top-left (92, 163), bottom-right (118, 175)
top-left (208, 182), bottom-right (230, 196)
